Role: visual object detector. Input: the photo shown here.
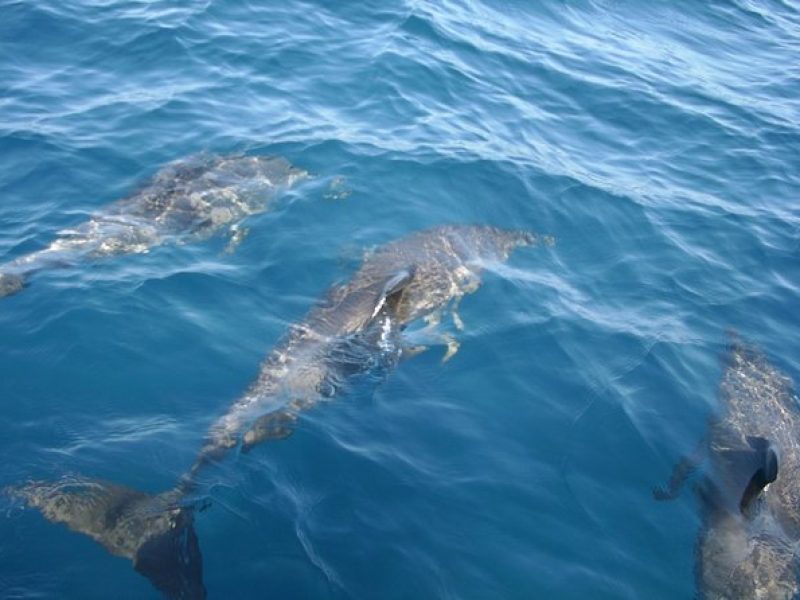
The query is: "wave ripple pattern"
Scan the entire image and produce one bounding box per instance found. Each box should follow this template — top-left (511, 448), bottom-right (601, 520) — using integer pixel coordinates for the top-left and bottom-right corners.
top-left (1, 1), bottom-right (798, 599)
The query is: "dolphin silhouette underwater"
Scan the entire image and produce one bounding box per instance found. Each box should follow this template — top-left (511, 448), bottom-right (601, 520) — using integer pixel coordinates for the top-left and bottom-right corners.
top-left (6, 224), bottom-right (553, 599)
top-left (0, 154), bottom-right (307, 298)
top-left (655, 337), bottom-right (800, 599)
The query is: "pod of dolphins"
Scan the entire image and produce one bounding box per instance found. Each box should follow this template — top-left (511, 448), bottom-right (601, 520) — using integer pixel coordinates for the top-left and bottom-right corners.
top-left (2, 154), bottom-right (798, 599)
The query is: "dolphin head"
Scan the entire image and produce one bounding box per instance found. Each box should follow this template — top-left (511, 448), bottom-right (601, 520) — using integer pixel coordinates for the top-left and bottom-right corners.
top-left (186, 155), bottom-right (308, 217)
top-left (250, 155), bottom-right (309, 188)
top-left (354, 225), bottom-right (552, 327)
top-left (0, 273), bottom-right (25, 298)
top-left (444, 225), bottom-right (554, 263)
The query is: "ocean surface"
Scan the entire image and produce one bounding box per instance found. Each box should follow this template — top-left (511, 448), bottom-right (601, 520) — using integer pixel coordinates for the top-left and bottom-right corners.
top-left (1, 1), bottom-right (799, 598)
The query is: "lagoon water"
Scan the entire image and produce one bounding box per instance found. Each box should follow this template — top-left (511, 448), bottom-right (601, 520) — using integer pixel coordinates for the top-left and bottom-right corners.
top-left (1, 1), bottom-right (799, 598)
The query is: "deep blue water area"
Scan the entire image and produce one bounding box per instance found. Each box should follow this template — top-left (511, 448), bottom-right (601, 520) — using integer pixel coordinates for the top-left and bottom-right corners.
top-left (1, 1), bottom-right (799, 598)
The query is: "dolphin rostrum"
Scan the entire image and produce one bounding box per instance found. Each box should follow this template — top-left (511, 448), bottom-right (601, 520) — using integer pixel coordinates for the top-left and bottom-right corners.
top-left (7, 224), bottom-right (553, 599)
top-left (0, 154), bottom-right (308, 298)
top-left (655, 337), bottom-right (800, 599)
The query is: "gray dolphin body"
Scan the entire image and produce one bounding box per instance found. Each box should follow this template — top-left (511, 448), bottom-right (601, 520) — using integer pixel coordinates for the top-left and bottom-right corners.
top-left (9, 224), bottom-right (550, 599)
top-left (194, 224), bottom-right (546, 471)
top-left (0, 154), bottom-right (307, 298)
top-left (657, 339), bottom-right (800, 599)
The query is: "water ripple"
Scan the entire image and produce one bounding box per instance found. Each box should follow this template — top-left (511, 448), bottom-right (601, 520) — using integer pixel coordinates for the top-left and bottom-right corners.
top-left (1, 0), bottom-right (799, 597)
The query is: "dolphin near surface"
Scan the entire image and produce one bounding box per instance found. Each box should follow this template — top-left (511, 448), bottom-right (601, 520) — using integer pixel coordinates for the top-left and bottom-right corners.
top-left (7, 224), bottom-right (553, 599)
top-left (0, 154), bottom-right (308, 298)
top-left (655, 338), bottom-right (800, 599)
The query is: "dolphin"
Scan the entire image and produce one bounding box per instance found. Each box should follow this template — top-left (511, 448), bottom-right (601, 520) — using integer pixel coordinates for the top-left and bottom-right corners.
top-left (195, 224), bottom-right (551, 469)
top-left (11, 480), bottom-right (204, 600)
top-left (0, 154), bottom-right (308, 298)
top-left (655, 337), bottom-right (800, 599)
top-left (7, 224), bottom-right (552, 599)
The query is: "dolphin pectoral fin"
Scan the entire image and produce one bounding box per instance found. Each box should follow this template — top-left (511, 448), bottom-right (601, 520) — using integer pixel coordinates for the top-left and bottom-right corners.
top-left (223, 224), bottom-right (249, 254)
top-left (424, 311), bottom-right (442, 328)
top-left (653, 456), bottom-right (696, 500)
top-left (442, 336), bottom-right (460, 363)
top-left (7, 478), bottom-right (206, 599)
top-left (449, 295), bottom-right (466, 331)
top-left (401, 344), bottom-right (429, 360)
top-left (653, 440), bottom-right (707, 501)
top-left (451, 310), bottom-right (464, 331)
top-left (400, 329), bottom-right (459, 362)
top-left (241, 411), bottom-right (298, 452)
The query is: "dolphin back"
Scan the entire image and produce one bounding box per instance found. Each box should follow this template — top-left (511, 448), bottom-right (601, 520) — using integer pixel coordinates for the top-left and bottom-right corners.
top-left (7, 478), bottom-right (206, 600)
top-left (697, 338), bottom-right (800, 600)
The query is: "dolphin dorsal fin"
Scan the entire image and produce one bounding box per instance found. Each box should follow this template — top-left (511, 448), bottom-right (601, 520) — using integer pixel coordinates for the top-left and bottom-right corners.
top-left (370, 267), bottom-right (415, 319)
top-left (715, 436), bottom-right (779, 515)
top-left (738, 436), bottom-right (779, 514)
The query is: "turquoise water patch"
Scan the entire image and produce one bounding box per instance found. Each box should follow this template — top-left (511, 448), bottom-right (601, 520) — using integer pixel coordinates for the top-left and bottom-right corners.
top-left (1, 1), bottom-right (798, 598)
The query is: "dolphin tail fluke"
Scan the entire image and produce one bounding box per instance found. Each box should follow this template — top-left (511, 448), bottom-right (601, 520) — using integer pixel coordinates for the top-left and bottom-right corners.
top-left (133, 509), bottom-right (205, 600)
top-left (6, 477), bottom-right (206, 600)
top-left (0, 272), bottom-right (25, 298)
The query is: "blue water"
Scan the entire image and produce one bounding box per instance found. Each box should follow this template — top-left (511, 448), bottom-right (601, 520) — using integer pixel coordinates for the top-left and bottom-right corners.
top-left (1, 1), bottom-right (799, 598)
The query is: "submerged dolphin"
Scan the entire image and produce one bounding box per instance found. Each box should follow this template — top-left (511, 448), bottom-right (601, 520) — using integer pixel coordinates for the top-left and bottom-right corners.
top-left (655, 338), bottom-right (800, 599)
top-left (0, 154), bottom-right (307, 298)
top-left (7, 224), bottom-right (552, 599)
